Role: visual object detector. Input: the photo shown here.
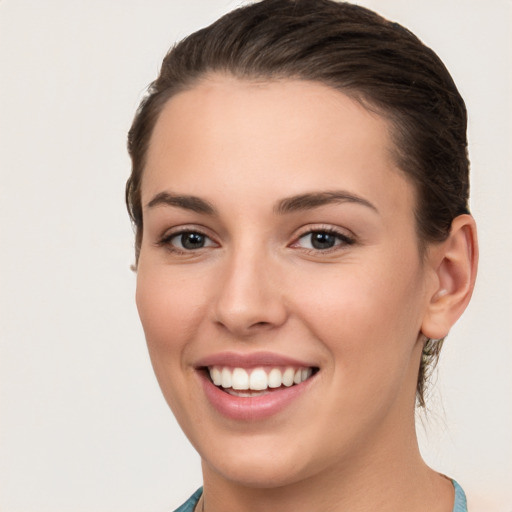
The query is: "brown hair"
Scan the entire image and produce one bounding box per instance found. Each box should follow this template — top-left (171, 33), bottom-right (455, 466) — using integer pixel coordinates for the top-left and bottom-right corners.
top-left (126, 0), bottom-right (470, 407)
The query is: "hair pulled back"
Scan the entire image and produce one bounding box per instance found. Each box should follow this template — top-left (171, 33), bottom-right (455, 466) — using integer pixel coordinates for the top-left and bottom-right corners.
top-left (126, 0), bottom-right (470, 406)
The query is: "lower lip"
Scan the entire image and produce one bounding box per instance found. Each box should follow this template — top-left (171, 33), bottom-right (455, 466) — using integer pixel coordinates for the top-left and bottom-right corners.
top-left (199, 371), bottom-right (316, 421)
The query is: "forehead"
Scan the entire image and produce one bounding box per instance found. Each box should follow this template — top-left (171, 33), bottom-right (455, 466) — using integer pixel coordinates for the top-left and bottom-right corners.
top-left (142, 76), bottom-right (414, 218)
top-left (147, 76), bottom-right (391, 163)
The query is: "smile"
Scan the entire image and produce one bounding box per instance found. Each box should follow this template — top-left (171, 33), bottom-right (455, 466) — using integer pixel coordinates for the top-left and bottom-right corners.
top-left (208, 366), bottom-right (315, 397)
top-left (196, 354), bottom-right (319, 421)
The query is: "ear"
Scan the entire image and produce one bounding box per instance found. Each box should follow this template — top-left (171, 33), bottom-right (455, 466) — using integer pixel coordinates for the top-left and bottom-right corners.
top-left (421, 214), bottom-right (478, 340)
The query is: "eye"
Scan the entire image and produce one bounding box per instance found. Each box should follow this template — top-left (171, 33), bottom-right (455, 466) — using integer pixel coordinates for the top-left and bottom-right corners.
top-left (295, 230), bottom-right (354, 251)
top-left (161, 230), bottom-right (217, 251)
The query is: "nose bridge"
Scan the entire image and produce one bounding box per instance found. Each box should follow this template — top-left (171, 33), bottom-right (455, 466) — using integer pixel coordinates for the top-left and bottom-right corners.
top-left (213, 238), bottom-right (286, 335)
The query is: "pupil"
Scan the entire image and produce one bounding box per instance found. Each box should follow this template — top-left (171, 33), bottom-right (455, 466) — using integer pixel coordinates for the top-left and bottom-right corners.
top-left (311, 232), bottom-right (335, 249)
top-left (182, 232), bottom-right (204, 249)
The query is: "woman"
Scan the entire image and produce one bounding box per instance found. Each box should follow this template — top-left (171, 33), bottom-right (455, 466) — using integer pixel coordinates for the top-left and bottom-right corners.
top-left (126, 1), bottom-right (478, 510)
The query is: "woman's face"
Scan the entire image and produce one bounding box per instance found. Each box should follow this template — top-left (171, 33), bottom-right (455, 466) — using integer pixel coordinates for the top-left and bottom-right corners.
top-left (136, 77), bottom-right (437, 487)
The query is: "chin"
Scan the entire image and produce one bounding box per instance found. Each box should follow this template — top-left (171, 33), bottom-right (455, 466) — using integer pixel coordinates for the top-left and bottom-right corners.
top-left (205, 453), bottom-right (310, 489)
top-left (196, 429), bottom-right (330, 490)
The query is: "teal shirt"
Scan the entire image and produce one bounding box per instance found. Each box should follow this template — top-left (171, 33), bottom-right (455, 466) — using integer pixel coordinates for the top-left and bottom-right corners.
top-left (452, 480), bottom-right (468, 512)
top-left (173, 487), bottom-right (202, 512)
top-left (174, 480), bottom-right (468, 511)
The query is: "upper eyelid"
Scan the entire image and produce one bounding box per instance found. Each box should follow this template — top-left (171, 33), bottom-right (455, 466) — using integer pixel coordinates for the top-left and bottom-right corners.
top-left (159, 224), bottom-right (214, 238)
top-left (293, 224), bottom-right (355, 240)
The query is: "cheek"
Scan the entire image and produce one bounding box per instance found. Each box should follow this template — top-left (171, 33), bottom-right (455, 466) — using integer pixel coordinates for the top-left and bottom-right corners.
top-left (135, 265), bottom-right (209, 394)
top-left (135, 266), bottom-right (210, 425)
top-left (292, 258), bottom-right (425, 385)
top-left (136, 266), bottom-right (205, 343)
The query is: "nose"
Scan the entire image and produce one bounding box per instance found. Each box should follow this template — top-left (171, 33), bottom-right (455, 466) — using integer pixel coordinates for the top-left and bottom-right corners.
top-left (212, 249), bottom-right (288, 337)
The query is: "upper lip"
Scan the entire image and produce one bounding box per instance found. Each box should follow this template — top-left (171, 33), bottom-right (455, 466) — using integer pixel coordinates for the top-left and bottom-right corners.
top-left (194, 351), bottom-right (318, 369)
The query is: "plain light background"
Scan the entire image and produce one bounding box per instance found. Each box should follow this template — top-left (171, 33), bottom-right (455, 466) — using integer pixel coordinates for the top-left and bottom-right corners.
top-left (1, 1), bottom-right (511, 511)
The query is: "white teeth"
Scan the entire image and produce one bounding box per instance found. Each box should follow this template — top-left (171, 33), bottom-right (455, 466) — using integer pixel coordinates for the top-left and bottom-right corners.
top-left (209, 365), bottom-right (315, 392)
top-left (211, 367), bottom-right (222, 386)
top-left (282, 367), bottom-right (295, 387)
top-left (302, 368), bottom-right (312, 381)
top-left (231, 368), bottom-right (249, 390)
top-left (221, 367), bottom-right (232, 388)
top-left (249, 368), bottom-right (268, 390)
top-left (268, 368), bottom-right (282, 388)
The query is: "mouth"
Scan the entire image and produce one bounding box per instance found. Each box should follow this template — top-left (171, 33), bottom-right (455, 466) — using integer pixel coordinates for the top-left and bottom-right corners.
top-left (204, 365), bottom-right (319, 397)
top-left (195, 352), bottom-right (320, 420)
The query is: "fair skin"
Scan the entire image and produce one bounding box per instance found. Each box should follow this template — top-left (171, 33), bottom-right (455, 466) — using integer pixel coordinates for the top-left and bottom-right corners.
top-left (135, 76), bottom-right (477, 512)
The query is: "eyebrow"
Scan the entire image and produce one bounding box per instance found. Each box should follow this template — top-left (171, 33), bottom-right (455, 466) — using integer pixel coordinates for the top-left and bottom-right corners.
top-left (145, 189), bottom-right (378, 216)
top-left (146, 191), bottom-right (216, 215)
top-left (275, 191), bottom-right (378, 215)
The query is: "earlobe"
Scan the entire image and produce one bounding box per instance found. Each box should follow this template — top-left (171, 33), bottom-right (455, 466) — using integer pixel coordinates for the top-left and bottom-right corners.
top-left (421, 214), bottom-right (478, 340)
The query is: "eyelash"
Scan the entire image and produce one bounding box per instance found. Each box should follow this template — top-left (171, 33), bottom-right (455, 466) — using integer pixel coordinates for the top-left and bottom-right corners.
top-left (156, 226), bottom-right (355, 255)
top-left (291, 227), bottom-right (355, 253)
top-left (157, 228), bottom-right (217, 254)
